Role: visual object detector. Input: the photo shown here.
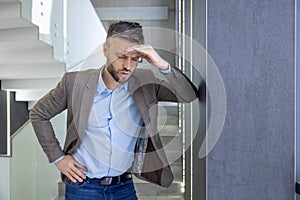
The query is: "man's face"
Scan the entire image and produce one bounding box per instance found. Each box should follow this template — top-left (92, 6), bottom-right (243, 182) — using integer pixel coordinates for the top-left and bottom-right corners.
top-left (104, 37), bottom-right (141, 84)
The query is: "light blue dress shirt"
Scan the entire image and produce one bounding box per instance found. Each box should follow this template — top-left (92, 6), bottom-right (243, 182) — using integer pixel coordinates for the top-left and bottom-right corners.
top-left (73, 69), bottom-right (143, 178)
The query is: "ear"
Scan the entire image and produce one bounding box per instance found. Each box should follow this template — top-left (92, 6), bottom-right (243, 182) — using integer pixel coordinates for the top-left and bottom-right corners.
top-left (103, 42), bottom-right (108, 57)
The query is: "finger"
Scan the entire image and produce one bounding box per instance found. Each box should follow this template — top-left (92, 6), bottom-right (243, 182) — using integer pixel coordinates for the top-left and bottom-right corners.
top-left (66, 155), bottom-right (87, 172)
top-left (59, 156), bottom-right (87, 181)
top-left (70, 160), bottom-right (87, 179)
top-left (74, 160), bottom-right (88, 172)
top-left (68, 169), bottom-right (84, 183)
top-left (66, 171), bottom-right (79, 183)
top-left (71, 165), bottom-right (87, 180)
top-left (129, 48), bottom-right (151, 59)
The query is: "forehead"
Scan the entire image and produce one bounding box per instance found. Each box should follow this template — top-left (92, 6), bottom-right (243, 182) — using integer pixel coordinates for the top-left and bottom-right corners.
top-left (108, 37), bottom-right (138, 53)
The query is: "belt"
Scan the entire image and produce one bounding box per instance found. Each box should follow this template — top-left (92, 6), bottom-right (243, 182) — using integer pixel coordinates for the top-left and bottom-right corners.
top-left (90, 173), bottom-right (132, 185)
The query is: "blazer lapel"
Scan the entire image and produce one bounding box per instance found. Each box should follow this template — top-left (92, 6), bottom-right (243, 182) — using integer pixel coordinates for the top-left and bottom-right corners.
top-left (77, 69), bottom-right (101, 139)
top-left (128, 76), bottom-right (151, 125)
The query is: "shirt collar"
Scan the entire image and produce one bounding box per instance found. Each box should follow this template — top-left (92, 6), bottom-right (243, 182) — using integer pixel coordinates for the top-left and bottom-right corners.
top-left (96, 66), bottom-right (129, 95)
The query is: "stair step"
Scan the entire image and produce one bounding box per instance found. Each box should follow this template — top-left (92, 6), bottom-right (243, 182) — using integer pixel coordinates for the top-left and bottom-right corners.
top-left (0, 0), bottom-right (19, 2)
top-left (0, 62), bottom-right (65, 79)
top-left (1, 78), bottom-right (61, 90)
top-left (0, 17), bottom-right (33, 29)
top-left (158, 104), bottom-right (179, 116)
top-left (161, 134), bottom-right (182, 151)
top-left (158, 114), bottom-right (179, 126)
top-left (159, 124), bottom-right (180, 136)
top-left (0, 39), bottom-right (49, 51)
top-left (134, 181), bottom-right (184, 197)
top-left (0, 26), bottom-right (38, 43)
top-left (0, 46), bottom-right (58, 65)
top-left (1, 78), bottom-right (60, 91)
top-left (0, 2), bottom-right (20, 18)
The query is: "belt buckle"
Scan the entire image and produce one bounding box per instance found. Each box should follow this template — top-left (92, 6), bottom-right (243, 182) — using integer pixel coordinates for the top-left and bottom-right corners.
top-left (100, 177), bottom-right (113, 185)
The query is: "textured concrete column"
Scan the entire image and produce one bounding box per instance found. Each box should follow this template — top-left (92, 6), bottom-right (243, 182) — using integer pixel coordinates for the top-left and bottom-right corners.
top-left (207, 0), bottom-right (295, 199)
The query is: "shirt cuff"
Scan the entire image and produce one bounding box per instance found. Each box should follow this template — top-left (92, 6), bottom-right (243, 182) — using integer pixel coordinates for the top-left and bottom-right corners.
top-left (52, 155), bottom-right (65, 164)
top-left (159, 63), bottom-right (172, 74)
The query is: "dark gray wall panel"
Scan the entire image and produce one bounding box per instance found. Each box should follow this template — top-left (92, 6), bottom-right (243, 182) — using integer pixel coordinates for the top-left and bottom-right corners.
top-left (0, 85), bottom-right (7, 155)
top-left (207, 0), bottom-right (295, 199)
top-left (0, 84), bottom-right (29, 156)
top-left (10, 92), bottom-right (29, 135)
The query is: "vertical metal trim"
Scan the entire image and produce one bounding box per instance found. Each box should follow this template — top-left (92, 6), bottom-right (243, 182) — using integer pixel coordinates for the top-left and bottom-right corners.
top-left (6, 91), bottom-right (11, 156)
top-left (189, 0), bottom-right (194, 198)
top-left (295, 0), bottom-right (299, 199)
top-left (177, 0), bottom-right (186, 189)
top-left (63, 0), bottom-right (67, 62)
top-left (205, 0), bottom-right (208, 199)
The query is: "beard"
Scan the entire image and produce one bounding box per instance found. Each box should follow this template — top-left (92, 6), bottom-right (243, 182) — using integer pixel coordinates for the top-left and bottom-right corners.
top-left (106, 64), bottom-right (131, 84)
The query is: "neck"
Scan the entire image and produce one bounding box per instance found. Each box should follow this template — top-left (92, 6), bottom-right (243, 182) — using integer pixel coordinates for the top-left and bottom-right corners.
top-left (102, 67), bottom-right (119, 90)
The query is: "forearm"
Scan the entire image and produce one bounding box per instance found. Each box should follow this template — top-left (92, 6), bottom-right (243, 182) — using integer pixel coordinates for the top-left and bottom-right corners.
top-left (30, 102), bottom-right (65, 163)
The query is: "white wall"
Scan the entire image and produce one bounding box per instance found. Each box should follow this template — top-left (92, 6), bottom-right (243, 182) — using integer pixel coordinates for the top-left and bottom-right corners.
top-left (65, 0), bottom-right (106, 71)
top-left (10, 122), bottom-right (38, 200)
top-left (0, 157), bottom-right (10, 200)
top-left (8, 111), bottom-right (66, 200)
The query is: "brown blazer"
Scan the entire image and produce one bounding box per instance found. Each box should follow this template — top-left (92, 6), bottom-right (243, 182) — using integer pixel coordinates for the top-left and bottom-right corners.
top-left (29, 65), bottom-right (197, 187)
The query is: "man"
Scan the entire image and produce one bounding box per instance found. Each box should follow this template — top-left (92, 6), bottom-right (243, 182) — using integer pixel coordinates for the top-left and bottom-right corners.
top-left (30, 21), bottom-right (197, 200)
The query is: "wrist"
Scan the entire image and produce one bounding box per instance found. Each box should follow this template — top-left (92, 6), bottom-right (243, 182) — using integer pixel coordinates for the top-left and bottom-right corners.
top-left (52, 155), bottom-right (65, 164)
top-left (158, 60), bottom-right (169, 70)
top-left (159, 63), bottom-right (172, 74)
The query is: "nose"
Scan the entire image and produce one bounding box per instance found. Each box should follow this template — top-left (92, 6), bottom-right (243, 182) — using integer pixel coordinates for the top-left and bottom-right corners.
top-left (123, 58), bottom-right (131, 70)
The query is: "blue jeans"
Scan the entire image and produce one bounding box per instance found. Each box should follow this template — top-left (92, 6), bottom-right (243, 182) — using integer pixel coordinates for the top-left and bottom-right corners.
top-left (65, 177), bottom-right (138, 200)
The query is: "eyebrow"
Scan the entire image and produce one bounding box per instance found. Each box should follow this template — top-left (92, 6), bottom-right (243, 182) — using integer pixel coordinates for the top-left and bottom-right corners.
top-left (115, 52), bottom-right (140, 59)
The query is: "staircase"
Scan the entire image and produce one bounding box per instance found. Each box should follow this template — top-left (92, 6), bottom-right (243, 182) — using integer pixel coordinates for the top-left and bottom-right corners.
top-left (0, 0), bottom-right (66, 107)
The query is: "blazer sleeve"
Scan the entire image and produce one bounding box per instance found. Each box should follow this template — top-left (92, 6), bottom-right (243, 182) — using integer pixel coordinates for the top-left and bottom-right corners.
top-left (29, 73), bottom-right (68, 163)
top-left (156, 65), bottom-right (198, 103)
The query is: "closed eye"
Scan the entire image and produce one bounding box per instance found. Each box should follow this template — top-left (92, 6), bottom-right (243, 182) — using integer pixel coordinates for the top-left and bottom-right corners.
top-left (132, 57), bottom-right (140, 62)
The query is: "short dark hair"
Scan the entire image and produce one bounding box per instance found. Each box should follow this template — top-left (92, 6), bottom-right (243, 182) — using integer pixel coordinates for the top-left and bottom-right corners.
top-left (106, 21), bottom-right (144, 45)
